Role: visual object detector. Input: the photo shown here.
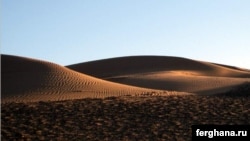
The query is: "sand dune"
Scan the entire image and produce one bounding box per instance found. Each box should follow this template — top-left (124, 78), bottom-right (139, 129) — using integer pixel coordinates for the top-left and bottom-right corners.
top-left (2, 55), bottom-right (249, 103)
top-left (67, 56), bottom-right (250, 77)
top-left (67, 56), bottom-right (250, 95)
top-left (1, 55), bottom-right (185, 103)
top-left (2, 54), bottom-right (250, 140)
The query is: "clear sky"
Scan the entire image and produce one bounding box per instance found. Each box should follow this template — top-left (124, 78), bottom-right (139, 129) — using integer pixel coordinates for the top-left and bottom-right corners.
top-left (2, 0), bottom-right (250, 68)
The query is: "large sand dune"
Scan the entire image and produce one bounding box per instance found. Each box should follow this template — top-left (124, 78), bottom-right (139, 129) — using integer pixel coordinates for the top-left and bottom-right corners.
top-left (2, 55), bottom-right (249, 103)
top-left (67, 56), bottom-right (250, 95)
top-left (2, 54), bottom-right (250, 140)
top-left (2, 55), bottom-right (184, 103)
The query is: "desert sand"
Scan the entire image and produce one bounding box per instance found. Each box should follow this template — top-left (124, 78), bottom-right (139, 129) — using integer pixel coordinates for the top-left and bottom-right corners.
top-left (1, 55), bottom-right (188, 103)
top-left (1, 54), bottom-right (250, 140)
top-left (68, 56), bottom-right (250, 95)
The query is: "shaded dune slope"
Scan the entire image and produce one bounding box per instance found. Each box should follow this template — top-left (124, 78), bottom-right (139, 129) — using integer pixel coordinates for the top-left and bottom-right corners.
top-left (67, 56), bottom-right (250, 78)
top-left (2, 55), bottom-right (185, 103)
top-left (218, 82), bottom-right (250, 97)
top-left (67, 56), bottom-right (250, 95)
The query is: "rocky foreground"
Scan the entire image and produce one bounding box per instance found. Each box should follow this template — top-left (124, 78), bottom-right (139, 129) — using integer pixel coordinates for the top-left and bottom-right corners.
top-left (1, 95), bottom-right (249, 141)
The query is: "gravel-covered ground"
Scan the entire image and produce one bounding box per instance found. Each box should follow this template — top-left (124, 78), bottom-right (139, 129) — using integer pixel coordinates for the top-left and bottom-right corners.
top-left (1, 95), bottom-right (250, 141)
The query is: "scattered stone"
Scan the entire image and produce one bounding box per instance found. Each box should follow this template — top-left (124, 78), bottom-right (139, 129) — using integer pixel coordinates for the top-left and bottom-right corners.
top-left (2, 95), bottom-right (249, 140)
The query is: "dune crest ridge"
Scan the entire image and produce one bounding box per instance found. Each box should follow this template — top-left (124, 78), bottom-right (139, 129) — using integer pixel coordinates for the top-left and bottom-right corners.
top-left (67, 56), bottom-right (250, 77)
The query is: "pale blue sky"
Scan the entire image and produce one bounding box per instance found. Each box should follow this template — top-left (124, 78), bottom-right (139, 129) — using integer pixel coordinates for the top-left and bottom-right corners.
top-left (2, 0), bottom-right (250, 68)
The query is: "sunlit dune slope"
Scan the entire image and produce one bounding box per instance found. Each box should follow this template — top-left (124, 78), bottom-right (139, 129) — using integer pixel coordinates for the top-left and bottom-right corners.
top-left (2, 55), bottom-right (186, 103)
top-left (67, 56), bottom-right (250, 95)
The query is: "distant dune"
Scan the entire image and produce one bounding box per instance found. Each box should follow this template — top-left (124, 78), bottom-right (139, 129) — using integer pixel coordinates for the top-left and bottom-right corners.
top-left (67, 56), bottom-right (250, 95)
top-left (1, 55), bottom-right (185, 103)
top-left (67, 56), bottom-right (250, 77)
